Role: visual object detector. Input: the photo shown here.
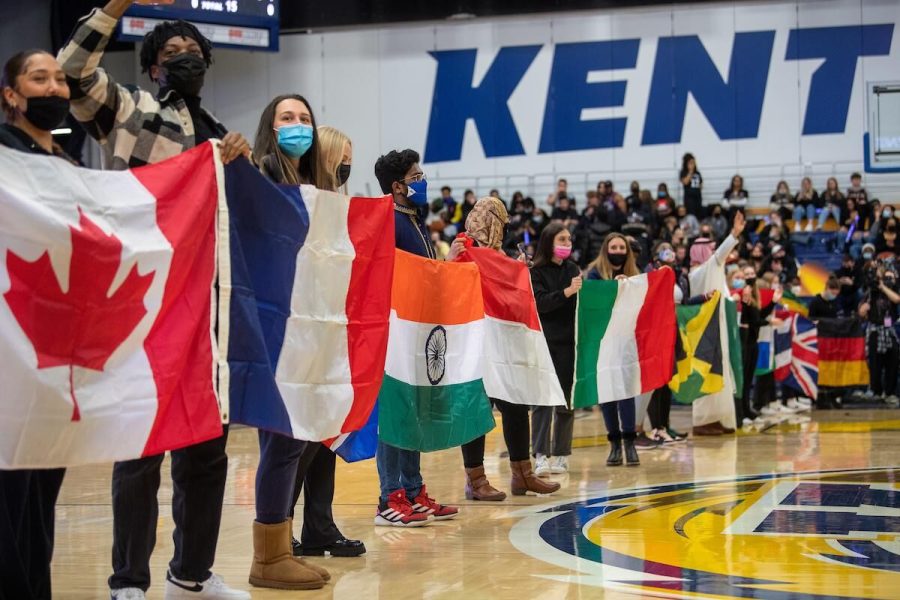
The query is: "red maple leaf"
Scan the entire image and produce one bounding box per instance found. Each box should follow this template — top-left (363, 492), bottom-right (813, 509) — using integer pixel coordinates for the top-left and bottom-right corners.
top-left (4, 208), bottom-right (155, 421)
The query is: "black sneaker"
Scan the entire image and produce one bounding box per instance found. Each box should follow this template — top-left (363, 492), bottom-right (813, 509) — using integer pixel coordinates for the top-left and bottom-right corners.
top-left (291, 536), bottom-right (302, 557)
top-left (633, 433), bottom-right (662, 449)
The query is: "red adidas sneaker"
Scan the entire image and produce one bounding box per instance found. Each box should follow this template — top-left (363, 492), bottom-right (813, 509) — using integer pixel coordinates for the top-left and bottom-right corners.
top-left (374, 489), bottom-right (433, 527)
top-left (411, 485), bottom-right (459, 521)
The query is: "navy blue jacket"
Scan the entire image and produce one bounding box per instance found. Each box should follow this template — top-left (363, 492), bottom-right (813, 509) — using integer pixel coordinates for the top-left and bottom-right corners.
top-left (394, 204), bottom-right (435, 259)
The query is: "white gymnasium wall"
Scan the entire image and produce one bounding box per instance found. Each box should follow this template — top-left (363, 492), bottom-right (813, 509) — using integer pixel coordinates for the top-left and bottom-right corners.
top-left (138, 0), bottom-right (899, 204)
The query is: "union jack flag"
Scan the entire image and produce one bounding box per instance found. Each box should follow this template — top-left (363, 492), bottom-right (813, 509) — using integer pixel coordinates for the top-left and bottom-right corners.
top-left (774, 313), bottom-right (818, 399)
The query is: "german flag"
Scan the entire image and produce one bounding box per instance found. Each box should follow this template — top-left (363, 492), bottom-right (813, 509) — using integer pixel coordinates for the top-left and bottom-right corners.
top-left (670, 292), bottom-right (724, 403)
top-left (817, 318), bottom-right (869, 387)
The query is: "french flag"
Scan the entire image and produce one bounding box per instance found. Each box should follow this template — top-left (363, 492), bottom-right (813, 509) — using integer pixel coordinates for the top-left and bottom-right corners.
top-left (224, 158), bottom-right (395, 444)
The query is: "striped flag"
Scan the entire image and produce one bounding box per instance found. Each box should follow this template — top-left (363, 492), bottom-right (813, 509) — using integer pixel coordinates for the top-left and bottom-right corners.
top-left (755, 325), bottom-right (775, 375)
top-left (817, 318), bottom-right (869, 388)
top-left (0, 143), bottom-right (223, 468)
top-left (775, 314), bottom-right (818, 399)
top-left (573, 269), bottom-right (676, 407)
top-left (456, 247), bottom-right (565, 407)
top-left (225, 158), bottom-right (395, 443)
top-left (377, 250), bottom-right (495, 452)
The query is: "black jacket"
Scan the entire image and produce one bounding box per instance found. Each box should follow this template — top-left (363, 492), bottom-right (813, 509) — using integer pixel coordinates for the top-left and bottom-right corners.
top-left (530, 260), bottom-right (580, 346)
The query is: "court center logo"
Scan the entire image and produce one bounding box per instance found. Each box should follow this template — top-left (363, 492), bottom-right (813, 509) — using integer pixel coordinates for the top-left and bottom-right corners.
top-left (510, 468), bottom-right (900, 599)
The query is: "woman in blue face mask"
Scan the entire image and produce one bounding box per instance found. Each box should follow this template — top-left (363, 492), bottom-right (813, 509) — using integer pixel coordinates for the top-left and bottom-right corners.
top-left (252, 94), bottom-right (324, 186)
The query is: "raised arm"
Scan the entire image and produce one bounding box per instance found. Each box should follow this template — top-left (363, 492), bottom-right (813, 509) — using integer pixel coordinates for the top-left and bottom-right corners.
top-left (57, 0), bottom-right (141, 142)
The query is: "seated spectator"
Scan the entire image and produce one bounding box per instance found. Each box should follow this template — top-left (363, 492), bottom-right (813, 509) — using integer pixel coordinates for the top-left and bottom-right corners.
top-left (703, 205), bottom-right (729, 241)
top-left (605, 194), bottom-right (628, 231)
top-left (550, 196), bottom-right (579, 228)
top-left (836, 252), bottom-right (863, 313)
top-left (676, 204), bottom-right (700, 240)
top-left (793, 176), bottom-right (819, 232)
top-left (875, 216), bottom-right (900, 257)
top-left (461, 189), bottom-right (477, 223)
top-left (656, 183), bottom-right (676, 218)
top-left (769, 180), bottom-right (794, 222)
top-left (818, 176), bottom-right (845, 230)
top-left (723, 174), bottom-right (749, 224)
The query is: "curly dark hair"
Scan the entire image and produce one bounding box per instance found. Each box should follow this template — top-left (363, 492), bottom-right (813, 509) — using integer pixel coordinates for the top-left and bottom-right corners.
top-left (139, 20), bottom-right (213, 79)
top-left (374, 149), bottom-right (419, 194)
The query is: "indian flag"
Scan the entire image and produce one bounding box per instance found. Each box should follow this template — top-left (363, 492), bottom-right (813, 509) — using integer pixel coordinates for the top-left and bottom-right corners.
top-left (573, 269), bottom-right (676, 407)
top-left (377, 250), bottom-right (495, 452)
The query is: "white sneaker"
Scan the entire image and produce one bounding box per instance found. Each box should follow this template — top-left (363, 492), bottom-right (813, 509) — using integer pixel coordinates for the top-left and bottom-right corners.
top-left (549, 455), bottom-right (569, 474)
top-left (886, 395), bottom-right (899, 407)
top-left (786, 399), bottom-right (810, 412)
top-left (165, 572), bottom-right (251, 599)
top-left (796, 397), bottom-right (812, 406)
top-left (534, 454), bottom-right (551, 477)
top-left (742, 417), bottom-right (754, 427)
top-left (111, 589), bottom-right (145, 600)
top-left (760, 404), bottom-right (778, 416)
top-left (794, 223), bottom-right (800, 232)
top-left (771, 401), bottom-right (797, 414)
top-left (805, 222), bottom-right (813, 232)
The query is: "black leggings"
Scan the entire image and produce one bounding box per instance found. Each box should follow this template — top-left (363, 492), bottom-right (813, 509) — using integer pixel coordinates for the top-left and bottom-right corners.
top-left (461, 399), bottom-right (530, 467)
top-left (647, 386), bottom-right (672, 430)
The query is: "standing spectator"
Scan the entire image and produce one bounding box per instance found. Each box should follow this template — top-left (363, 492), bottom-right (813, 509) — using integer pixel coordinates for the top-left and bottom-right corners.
top-left (736, 266), bottom-right (779, 423)
top-left (847, 172), bottom-right (870, 230)
top-left (547, 177), bottom-right (572, 208)
top-left (794, 176), bottom-right (819, 232)
top-left (0, 48), bottom-right (73, 600)
top-left (723, 175), bottom-right (749, 223)
top-left (59, 2), bottom-right (254, 597)
top-left (818, 176), bottom-right (845, 230)
top-left (680, 152), bottom-right (703, 218)
top-left (769, 180), bottom-right (794, 222)
top-left (530, 223), bottom-right (580, 475)
top-left (858, 266), bottom-right (900, 405)
top-left (461, 188), bottom-right (477, 224)
top-left (626, 180), bottom-right (641, 210)
top-left (586, 234), bottom-right (643, 466)
top-left (808, 277), bottom-right (845, 319)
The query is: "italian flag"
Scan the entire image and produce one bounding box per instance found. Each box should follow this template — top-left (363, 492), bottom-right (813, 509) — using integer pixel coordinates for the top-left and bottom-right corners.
top-left (377, 251), bottom-right (495, 452)
top-left (573, 269), bottom-right (676, 407)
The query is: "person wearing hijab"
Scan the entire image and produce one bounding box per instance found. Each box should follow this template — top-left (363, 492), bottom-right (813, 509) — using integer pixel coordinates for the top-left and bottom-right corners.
top-left (454, 198), bottom-right (561, 499)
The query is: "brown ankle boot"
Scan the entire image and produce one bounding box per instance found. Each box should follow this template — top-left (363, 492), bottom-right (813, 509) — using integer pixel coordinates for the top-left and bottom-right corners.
top-left (465, 465), bottom-right (507, 501)
top-left (510, 459), bottom-right (561, 496)
top-left (249, 520), bottom-right (325, 590)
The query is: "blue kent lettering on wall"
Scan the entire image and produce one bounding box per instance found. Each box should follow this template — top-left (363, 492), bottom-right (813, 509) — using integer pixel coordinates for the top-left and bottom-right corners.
top-left (423, 25), bottom-right (894, 163)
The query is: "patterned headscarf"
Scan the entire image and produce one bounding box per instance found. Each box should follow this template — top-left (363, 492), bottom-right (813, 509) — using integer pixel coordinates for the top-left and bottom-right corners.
top-left (690, 237), bottom-right (715, 266)
top-left (465, 197), bottom-right (509, 250)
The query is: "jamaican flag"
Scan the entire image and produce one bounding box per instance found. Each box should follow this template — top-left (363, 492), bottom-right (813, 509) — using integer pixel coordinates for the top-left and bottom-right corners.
top-left (670, 292), bottom-right (724, 403)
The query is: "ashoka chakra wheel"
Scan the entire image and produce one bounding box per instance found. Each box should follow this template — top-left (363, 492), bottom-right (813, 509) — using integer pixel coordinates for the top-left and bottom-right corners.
top-left (425, 326), bottom-right (447, 385)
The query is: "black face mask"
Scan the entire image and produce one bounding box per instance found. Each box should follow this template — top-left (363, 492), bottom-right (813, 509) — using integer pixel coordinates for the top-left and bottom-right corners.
top-left (608, 253), bottom-right (627, 267)
top-left (745, 277), bottom-right (757, 287)
top-left (337, 163), bottom-right (351, 186)
top-left (159, 53), bottom-right (207, 97)
top-left (20, 95), bottom-right (70, 131)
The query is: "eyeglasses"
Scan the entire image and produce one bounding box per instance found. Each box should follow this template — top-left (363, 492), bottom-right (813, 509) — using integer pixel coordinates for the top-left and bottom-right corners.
top-left (401, 172), bottom-right (426, 183)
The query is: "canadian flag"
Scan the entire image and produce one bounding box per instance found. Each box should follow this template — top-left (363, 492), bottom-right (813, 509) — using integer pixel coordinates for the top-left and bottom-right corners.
top-left (0, 143), bottom-right (224, 468)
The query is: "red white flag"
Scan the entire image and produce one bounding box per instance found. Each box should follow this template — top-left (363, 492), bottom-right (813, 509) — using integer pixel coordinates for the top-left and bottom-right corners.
top-left (0, 143), bottom-right (224, 468)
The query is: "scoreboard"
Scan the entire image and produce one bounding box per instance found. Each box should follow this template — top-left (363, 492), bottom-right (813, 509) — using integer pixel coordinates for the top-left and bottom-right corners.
top-left (119, 0), bottom-right (280, 51)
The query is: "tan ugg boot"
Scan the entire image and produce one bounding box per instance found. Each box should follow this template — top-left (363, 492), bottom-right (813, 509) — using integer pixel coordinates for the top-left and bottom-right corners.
top-left (510, 459), bottom-right (561, 496)
top-left (249, 520), bottom-right (325, 590)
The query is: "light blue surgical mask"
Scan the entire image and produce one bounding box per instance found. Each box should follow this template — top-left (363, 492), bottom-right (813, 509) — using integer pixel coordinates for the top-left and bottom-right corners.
top-left (658, 248), bottom-right (676, 264)
top-left (406, 179), bottom-right (428, 206)
top-left (732, 279), bottom-right (746, 289)
top-left (276, 123), bottom-right (313, 159)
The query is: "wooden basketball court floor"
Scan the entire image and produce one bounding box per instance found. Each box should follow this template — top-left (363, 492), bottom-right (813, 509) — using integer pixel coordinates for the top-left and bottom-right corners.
top-left (52, 407), bottom-right (900, 599)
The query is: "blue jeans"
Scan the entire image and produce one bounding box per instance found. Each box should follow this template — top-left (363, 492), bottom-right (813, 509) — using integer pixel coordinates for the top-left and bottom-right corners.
top-left (600, 398), bottom-right (636, 435)
top-left (376, 440), bottom-right (422, 503)
top-left (818, 205), bottom-right (841, 229)
top-left (255, 430), bottom-right (307, 524)
top-left (793, 204), bottom-right (816, 224)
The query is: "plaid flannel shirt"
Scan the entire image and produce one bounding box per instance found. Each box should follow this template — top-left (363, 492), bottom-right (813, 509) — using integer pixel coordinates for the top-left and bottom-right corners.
top-left (58, 8), bottom-right (226, 170)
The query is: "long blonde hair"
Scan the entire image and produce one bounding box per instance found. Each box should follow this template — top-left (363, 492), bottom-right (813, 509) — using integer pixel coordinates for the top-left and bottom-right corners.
top-left (317, 126), bottom-right (351, 193)
top-left (589, 233), bottom-right (639, 280)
